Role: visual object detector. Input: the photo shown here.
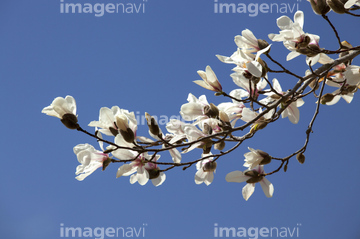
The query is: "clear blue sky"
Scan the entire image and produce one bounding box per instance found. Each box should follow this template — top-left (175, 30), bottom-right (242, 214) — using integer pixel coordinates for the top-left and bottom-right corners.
top-left (1, 0), bottom-right (359, 239)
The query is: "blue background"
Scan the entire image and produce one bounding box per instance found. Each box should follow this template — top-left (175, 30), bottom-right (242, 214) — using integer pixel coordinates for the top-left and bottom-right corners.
top-left (1, 0), bottom-right (359, 238)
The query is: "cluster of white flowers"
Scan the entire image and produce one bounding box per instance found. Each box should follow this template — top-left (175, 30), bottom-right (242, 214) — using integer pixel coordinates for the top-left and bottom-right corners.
top-left (42, 8), bottom-right (360, 200)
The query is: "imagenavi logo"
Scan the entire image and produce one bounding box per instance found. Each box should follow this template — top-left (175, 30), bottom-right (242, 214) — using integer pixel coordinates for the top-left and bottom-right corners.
top-left (59, 0), bottom-right (147, 17)
top-left (213, 0), bottom-right (302, 17)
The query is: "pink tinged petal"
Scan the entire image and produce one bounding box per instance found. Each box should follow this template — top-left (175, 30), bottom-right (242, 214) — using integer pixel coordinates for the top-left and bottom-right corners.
top-left (225, 171), bottom-right (249, 183)
top-left (205, 65), bottom-right (222, 91)
top-left (242, 183), bottom-right (255, 201)
top-left (116, 164), bottom-right (137, 178)
top-left (151, 172), bottom-right (166, 186)
top-left (260, 178), bottom-right (274, 198)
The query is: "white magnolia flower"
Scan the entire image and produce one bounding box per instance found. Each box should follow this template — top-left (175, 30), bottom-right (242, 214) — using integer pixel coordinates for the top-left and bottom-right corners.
top-left (268, 11), bottom-right (333, 66)
top-left (88, 106), bottom-right (137, 137)
top-left (42, 95), bottom-right (78, 129)
top-left (194, 65), bottom-right (222, 92)
top-left (180, 93), bottom-right (210, 122)
top-left (42, 95), bottom-right (76, 119)
top-left (344, 65), bottom-right (360, 86)
top-left (195, 154), bottom-right (217, 186)
top-left (218, 89), bottom-right (246, 127)
top-left (261, 79), bottom-right (304, 124)
top-left (231, 74), bottom-right (268, 99)
top-left (243, 147), bottom-right (271, 170)
top-left (226, 165), bottom-right (274, 201)
top-left (74, 143), bottom-right (109, 181)
top-left (234, 29), bottom-right (262, 54)
top-left (182, 125), bottom-right (209, 153)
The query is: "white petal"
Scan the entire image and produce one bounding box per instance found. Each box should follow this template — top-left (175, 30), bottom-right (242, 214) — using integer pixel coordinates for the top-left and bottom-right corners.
top-left (116, 164), bottom-right (137, 178)
top-left (286, 51), bottom-right (301, 61)
top-left (151, 172), bottom-right (166, 186)
top-left (260, 178), bottom-right (274, 198)
top-left (246, 61), bottom-right (263, 78)
top-left (225, 171), bottom-right (248, 183)
top-left (242, 183), bottom-right (255, 201)
top-left (293, 11), bottom-right (304, 29)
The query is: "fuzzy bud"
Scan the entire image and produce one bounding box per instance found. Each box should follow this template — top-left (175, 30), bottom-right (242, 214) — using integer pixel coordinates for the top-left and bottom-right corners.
top-left (320, 93), bottom-right (335, 104)
top-left (145, 112), bottom-right (160, 136)
top-left (326, 0), bottom-right (347, 13)
top-left (204, 103), bottom-right (219, 118)
top-left (214, 141), bottom-right (226, 151)
top-left (258, 150), bottom-right (272, 165)
top-left (296, 153), bottom-right (306, 164)
top-left (61, 113), bottom-right (79, 129)
top-left (147, 168), bottom-right (160, 179)
top-left (116, 115), bottom-right (135, 143)
top-left (309, 0), bottom-right (331, 15)
top-left (245, 170), bottom-right (264, 183)
top-left (257, 39), bottom-right (270, 52)
top-left (102, 157), bottom-right (112, 171)
top-left (203, 161), bottom-right (217, 172)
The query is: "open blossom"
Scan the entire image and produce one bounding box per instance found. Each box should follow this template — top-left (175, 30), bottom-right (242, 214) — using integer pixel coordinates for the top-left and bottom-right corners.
top-left (74, 143), bottom-right (109, 181)
top-left (268, 11), bottom-right (333, 66)
top-left (195, 154), bottom-right (217, 186)
top-left (180, 93), bottom-right (210, 121)
top-left (226, 165), bottom-right (274, 201)
top-left (231, 74), bottom-right (268, 99)
top-left (261, 79), bottom-right (304, 124)
top-left (42, 95), bottom-right (79, 129)
top-left (194, 65), bottom-right (222, 92)
top-left (88, 106), bottom-right (137, 137)
top-left (243, 147), bottom-right (271, 169)
top-left (344, 0), bottom-right (360, 8)
top-left (234, 29), bottom-right (262, 54)
top-left (218, 89), bottom-right (246, 127)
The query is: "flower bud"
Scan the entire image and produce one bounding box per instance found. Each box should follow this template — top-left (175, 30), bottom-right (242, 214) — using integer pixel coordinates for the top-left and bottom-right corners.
top-left (145, 112), bottom-right (160, 136)
top-left (296, 153), bottom-right (305, 164)
top-left (326, 0), bottom-right (347, 13)
top-left (320, 93), bottom-right (335, 104)
top-left (203, 103), bottom-right (219, 118)
top-left (102, 157), bottom-right (112, 171)
top-left (245, 170), bottom-right (264, 183)
top-left (309, 79), bottom-right (320, 90)
top-left (203, 161), bottom-right (217, 172)
top-left (219, 111), bottom-right (230, 124)
top-left (309, 0), bottom-right (331, 15)
top-left (147, 168), bottom-right (160, 179)
top-left (116, 115), bottom-right (135, 143)
top-left (214, 141), bottom-right (225, 151)
top-left (257, 39), bottom-right (270, 52)
top-left (60, 113), bottom-right (79, 129)
top-left (203, 123), bottom-right (213, 135)
top-left (258, 150), bottom-right (272, 165)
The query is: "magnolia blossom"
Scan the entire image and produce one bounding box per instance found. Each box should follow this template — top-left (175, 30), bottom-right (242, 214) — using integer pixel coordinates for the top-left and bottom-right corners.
top-left (243, 147), bottom-right (271, 169)
top-left (268, 11), bottom-right (333, 65)
top-left (180, 93), bottom-right (210, 121)
top-left (262, 79), bottom-right (304, 124)
top-left (195, 154), bottom-right (217, 186)
top-left (226, 165), bottom-right (274, 201)
top-left (217, 89), bottom-right (246, 127)
top-left (234, 29), bottom-right (262, 54)
top-left (194, 65), bottom-right (222, 92)
top-left (231, 73), bottom-right (268, 99)
top-left (74, 143), bottom-right (109, 181)
top-left (182, 124), bottom-right (210, 153)
top-left (88, 106), bottom-right (137, 137)
top-left (42, 95), bottom-right (79, 129)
